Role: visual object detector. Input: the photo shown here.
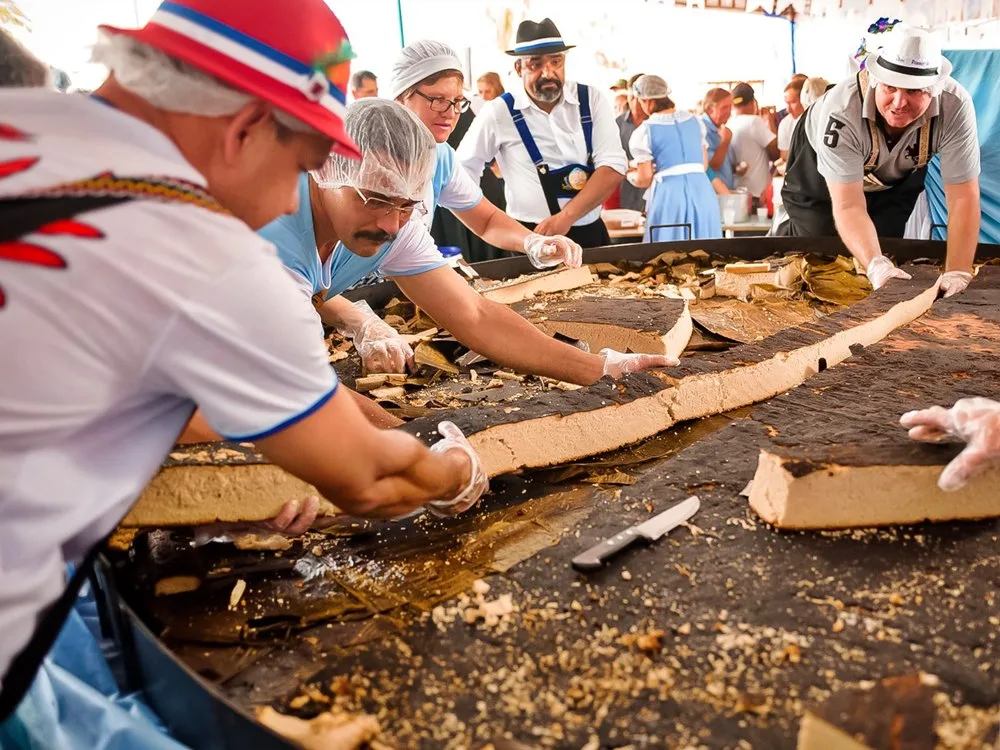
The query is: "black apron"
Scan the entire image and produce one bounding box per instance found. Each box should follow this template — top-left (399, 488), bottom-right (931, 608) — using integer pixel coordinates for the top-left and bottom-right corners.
top-left (779, 72), bottom-right (934, 239)
top-left (0, 176), bottom-right (225, 722)
top-left (500, 84), bottom-right (597, 219)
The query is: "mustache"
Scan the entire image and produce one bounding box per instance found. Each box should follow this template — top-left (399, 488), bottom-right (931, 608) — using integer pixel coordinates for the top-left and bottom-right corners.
top-left (354, 230), bottom-right (395, 244)
top-left (535, 78), bottom-right (562, 89)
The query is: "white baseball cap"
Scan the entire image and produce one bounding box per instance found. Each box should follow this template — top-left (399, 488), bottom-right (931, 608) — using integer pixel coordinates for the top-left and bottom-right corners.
top-left (865, 25), bottom-right (952, 91)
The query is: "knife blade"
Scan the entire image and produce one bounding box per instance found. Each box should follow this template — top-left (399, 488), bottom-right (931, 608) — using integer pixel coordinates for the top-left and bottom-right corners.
top-left (571, 496), bottom-right (700, 571)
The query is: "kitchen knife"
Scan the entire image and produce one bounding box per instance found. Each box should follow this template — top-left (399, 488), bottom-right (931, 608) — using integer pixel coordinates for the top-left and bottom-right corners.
top-left (571, 495), bottom-right (700, 571)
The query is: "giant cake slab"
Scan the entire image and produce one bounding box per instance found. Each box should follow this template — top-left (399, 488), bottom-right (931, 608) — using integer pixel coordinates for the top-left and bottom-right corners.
top-left (403, 267), bottom-right (941, 477)
top-left (125, 268), bottom-right (939, 527)
top-left (121, 442), bottom-right (338, 527)
top-left (512, 296), bottom-right (693, 358)
top-left (748, 266), bottom-right (1000, 529)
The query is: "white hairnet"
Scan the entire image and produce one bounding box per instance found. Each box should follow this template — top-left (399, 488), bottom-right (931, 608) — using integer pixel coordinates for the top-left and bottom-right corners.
top-left (389, 39), bottom-right (463, 101)
top-left (91, 32), bottom-right (312, 132)
top-left (311, 98), bottom-right (435, 201)
top-left (633, 74), bottom-right (671, 99)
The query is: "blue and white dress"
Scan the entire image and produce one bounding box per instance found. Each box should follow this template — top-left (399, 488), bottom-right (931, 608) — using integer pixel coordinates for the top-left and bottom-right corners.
top-left (630, 111), bottom-right (722, 242)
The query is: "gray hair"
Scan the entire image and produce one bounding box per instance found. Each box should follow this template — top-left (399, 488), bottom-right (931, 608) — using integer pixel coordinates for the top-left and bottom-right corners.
top-left (1, 29), bottom-right (52, 88)
top-left (350, 70), bottom-right (376, 90)
top-left (91, 32), bottom-right (315, 133)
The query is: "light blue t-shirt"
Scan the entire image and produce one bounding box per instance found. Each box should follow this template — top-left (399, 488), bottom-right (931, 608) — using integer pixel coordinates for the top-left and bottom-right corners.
top-left (259, 173), bottom-right (446, 301)
top-left (420, 142), bottom-right (484, 228)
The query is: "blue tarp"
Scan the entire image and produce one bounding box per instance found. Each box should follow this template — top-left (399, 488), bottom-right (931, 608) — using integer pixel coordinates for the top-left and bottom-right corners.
top-left (925, 49), bottom-right (1000, 243)
top-left (0, 578), bottom-right (187, 750)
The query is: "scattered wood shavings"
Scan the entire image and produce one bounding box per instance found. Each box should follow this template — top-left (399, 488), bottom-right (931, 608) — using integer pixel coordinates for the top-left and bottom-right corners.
top-left (228, 579), bottom-right (246, 609)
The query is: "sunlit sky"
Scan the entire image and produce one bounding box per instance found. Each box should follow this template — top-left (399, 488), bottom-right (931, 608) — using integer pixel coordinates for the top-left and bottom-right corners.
top-left (9, 0), bottom-right (998, 108)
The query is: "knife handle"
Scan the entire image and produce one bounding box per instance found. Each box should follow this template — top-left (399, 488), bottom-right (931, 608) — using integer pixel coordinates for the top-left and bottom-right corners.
top-left (571, 527), bottom-right (643, 571)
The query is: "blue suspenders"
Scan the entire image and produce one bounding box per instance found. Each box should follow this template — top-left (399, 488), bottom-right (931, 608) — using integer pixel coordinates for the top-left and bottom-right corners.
top-left (500, 83), bottom-right (594, 173)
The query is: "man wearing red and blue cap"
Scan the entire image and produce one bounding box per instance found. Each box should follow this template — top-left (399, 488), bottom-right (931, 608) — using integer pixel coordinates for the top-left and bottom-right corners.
top-left (0, 0), bottom-right (488, 743)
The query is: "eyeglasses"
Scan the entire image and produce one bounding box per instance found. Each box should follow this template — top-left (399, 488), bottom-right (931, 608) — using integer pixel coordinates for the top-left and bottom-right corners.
top-left (411, 89), bottom-right (471, 114)
top-left (522, 54), bottom-right (565, 74)
top-left (353, 187), bottom-right (426, 219)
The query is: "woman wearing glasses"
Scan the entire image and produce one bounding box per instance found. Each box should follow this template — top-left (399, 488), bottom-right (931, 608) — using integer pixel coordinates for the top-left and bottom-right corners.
top-left (389, 40), bottom-right (582, 270)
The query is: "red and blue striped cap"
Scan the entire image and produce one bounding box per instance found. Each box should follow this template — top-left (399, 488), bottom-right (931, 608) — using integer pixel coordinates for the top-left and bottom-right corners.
top-left (100, 0), bottom-right (361, 159)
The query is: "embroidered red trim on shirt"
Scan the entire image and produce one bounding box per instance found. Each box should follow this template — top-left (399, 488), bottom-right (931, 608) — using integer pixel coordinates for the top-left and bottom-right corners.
top-left (0, 124), bottom-right (32, 142)
top-left (0, 157), bottom-right (40, 180)
top-left (0, 240), bottom-right (69, 309)
top-left (21, 172), bottom-right (229, 215)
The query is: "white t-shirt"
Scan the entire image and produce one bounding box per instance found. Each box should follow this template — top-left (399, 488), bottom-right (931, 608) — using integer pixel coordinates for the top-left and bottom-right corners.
top-left (777, 113), bottom-right (800, 153)
top-left (0, 90), bottom-right (337, 682)
top-left (728, 113), bottom-right (776, 198)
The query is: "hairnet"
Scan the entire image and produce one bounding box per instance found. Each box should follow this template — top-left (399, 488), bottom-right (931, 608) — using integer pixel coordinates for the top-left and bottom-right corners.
top-left (633, 74), bottom-right (671, 99)
top-left (389, 39), bottom-right (463, 101)
top-left (311, 98), bottom-right (435, 201)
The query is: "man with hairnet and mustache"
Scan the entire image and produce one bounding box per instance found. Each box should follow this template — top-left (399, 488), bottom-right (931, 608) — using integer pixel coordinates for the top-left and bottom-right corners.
top-left (458, 18), bottom-right (627, 248)
top-left (172, 97), bottom-right (672, 438)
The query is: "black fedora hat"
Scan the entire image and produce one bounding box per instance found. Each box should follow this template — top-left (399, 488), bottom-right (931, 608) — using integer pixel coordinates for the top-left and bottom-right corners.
top-left (505, 18), bottom-right (575, 56)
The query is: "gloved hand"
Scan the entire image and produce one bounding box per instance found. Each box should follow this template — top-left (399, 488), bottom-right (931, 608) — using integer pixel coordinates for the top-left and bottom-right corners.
top-left (900, 397), bottom-right (1000, 491)
top-left (865, 255), bottom-right (912, 290)
top-left (427, 421), bottom-right (489, 517)
top-left (523, 232), bottom-right (583, 269)
top-left (337, 300), bottom-right (414, 374)
top-left (939, 270), bottom-right (974, 298)
top-left (599, 348), bottom-right (679, 379)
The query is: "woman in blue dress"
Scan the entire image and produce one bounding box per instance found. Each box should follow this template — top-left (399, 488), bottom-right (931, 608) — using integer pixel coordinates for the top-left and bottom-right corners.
top-left (627, 75), bottom-right (722, 242)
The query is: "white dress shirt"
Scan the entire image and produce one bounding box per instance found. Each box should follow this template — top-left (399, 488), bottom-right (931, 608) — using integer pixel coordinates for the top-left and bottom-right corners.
top-left (457, 80), bottom-right (627, 225)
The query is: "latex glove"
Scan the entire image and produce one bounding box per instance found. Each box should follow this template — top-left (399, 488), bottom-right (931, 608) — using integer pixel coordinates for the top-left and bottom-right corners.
top-left (599, 348), bottom-right (679, 379)
top-left (938, 270), bottom-right (974, 298)
top-left (523, 232), bottom-right (583, 269)
top-left (338, 300), bottom-right (413, 374)
top-left (427, 421), bottom-right (489, 517)
top-left (900, 397), bottom-right (1000, 491)
top-left (865, 255), bottom-right (912, 290)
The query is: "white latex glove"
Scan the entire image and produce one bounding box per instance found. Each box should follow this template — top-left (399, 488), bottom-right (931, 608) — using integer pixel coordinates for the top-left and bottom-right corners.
top-left (523, 232), bottom-right (583, 269)
top-left (865, 255), bottom-right (912, 290)
top-left (338, 300), bottom-right (413, 374)
top-left (427, 421), bottom-right (489, 517)
top-left (900, 397), bottom-right (1000, 491)
top-left (938, 270), bottom-right (974, 298)
top-left (599, 348), bottom-right (679, 379)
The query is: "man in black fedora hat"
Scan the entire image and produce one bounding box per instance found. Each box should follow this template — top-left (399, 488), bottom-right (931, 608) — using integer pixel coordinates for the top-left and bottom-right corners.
top-left (777, 25), bottom-right (980, 297)
top-left (458, 18), bottom-right (626, 248)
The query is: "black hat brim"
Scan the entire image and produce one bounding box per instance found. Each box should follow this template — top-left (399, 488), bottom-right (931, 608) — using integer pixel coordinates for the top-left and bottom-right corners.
top-left (505, 43), bottom-right (576, 56)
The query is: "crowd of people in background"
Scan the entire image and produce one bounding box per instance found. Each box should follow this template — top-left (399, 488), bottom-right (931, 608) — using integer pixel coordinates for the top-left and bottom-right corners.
top-left (345, 50), bottom-right (837, 253)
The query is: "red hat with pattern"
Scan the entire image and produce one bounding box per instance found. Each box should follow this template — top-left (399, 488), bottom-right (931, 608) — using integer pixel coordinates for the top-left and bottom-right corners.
top-left (100, 0), bottom-right (360, 159)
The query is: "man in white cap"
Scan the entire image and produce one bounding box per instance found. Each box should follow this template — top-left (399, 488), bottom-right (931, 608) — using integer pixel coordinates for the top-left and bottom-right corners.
top-left (0, 0), bottom-right (488, 737)
top-left (457, 18), bottom-right (627, 248)
top-left (778, 25), bottom-right (980, 297)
